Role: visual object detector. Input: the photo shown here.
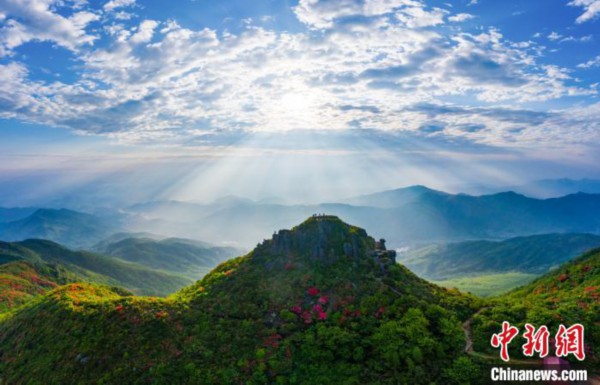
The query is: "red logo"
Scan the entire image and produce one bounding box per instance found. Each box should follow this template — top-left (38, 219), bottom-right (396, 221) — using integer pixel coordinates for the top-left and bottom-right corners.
top-left (522, 324), bottom-right (550, 358)
top-left (555, 324), bottom-right (585, 361)
top-left (491, 321), bottom-right (520, 362)
top-left (491, 322), bottom-right (586, 362)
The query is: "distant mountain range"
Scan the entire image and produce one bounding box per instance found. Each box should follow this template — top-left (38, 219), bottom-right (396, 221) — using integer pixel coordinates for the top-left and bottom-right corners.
top-left (0, 208), bottom-right (119, 248)
top-left (3, 186), bottom-right (600, 248)
top-left (490, 178), bottom-right (600, 198)
top-left (129, 188), bottom-right (600, 247)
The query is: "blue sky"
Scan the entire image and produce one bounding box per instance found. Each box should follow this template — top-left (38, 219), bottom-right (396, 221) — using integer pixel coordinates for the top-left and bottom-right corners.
top-left (0, 0), bottom-right (600, 204)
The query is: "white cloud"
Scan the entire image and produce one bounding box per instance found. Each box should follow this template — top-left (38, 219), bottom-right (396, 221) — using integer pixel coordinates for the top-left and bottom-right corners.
top-left (294, 0), bottom-right (425, 29)
top-left (548, 31), bottom-right (562, 41)
top-left (0, 0), bottom-right (99, 55)
top-left (448, 13), bottom-right (474, 22)
top-left (130, 20), bottom-right (159, 44)
top-left (103, 0), bottom-right (135, 12)
top-left (395, 6), bottom-right (447, 28)
top-left (568, 0), bottom-right (600, 23)
top-left (577, 55), bottom-right (600, 68)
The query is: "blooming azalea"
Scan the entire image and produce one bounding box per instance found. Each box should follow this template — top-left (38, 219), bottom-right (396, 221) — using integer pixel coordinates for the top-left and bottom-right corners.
top-left (307, 287), bottom-right (319, 296)
top-left (317, 296), bottom-right (328, 304)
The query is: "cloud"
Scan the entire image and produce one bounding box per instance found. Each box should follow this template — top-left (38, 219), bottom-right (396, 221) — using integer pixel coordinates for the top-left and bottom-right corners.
top-left (548, 31), bottom-right (592, 43)
top-left (395, 6), bottom-right (447, 28)
top-left (548, 31), bottom-right (562, 41)
top-left (448, 13), bottom-right (475, 22)
top-left (293, 0), bottom-right (433, 29)
top-left (130, 20), bottom-right (159, 44)
top-left (103, 0), bottom-right (136, 12)
top-left (0, 0), bottom-right (99, 56)
top-left (568, 0), bottom-right (600, 23)
top-left (577, 55), bottom-right (600, 68)
top-left (0, 0), bottom-right (596, 150)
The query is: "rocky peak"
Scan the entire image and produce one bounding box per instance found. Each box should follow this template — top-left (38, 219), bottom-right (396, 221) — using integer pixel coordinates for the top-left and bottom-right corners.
top-left (257, 215), bottom-right (375, 264)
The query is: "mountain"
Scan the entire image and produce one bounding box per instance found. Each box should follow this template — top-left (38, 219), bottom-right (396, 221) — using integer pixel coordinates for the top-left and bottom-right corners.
top-left (0, 216), bottom-right (482, 385)
top-left (398, 233), bottom-right (600, 280)
top-left (507, 178), bottom-right (600, 199)
top-left (342, 185), bottom-right (449, 208)
top-left (0, 207), bottom-right (39, 223)
top-left (0, 239), bottom-right (191, 297)
top-left (471, 247), bottom-right (600, 365)
top-left (142, 191), bottom-right (600, 248)
top-left (0, 208), bottom-right (119, 248)
top-left (94, 237), bottom-right (241, 279)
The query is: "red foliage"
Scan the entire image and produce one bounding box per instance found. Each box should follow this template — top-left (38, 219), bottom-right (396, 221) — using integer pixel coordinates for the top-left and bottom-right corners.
top-left (375, 306), bottom-right (385, 318)
top-left (558, 274), bottom-right (569, 283)
top-left (301, 311), bottom-right (313, 324)
top-left (115, 305), bottom-right (124, 312)
top-left (284, 263), bottom-right (294, 271)
top-left (582, 265), bottom-right (591, 273)
top-left (263, 334), bottom-right (281, 348)
top-left (155, 310), bottom-right (168, 319)
top-left (307, 287), bottom-right (319, 296)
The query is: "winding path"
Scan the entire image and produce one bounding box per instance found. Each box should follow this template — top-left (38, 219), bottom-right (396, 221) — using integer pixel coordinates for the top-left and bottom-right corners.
top-left (461, 308), bottom-right (544, 365)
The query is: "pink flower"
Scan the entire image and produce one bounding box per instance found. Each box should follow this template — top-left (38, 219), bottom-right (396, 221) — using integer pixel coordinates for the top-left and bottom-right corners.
top-left (313, 304), bottom-right (323, 312)
top-left (317, 311), bottom-right (327, 320)
top-left (317, 296), bottom-right (328, 304)
top-left (291, 305), bottom-right (302, 314)
top-left (307, 287), bottom-right (319, 296)
top-left (302, 311), bottom-right (313, 324)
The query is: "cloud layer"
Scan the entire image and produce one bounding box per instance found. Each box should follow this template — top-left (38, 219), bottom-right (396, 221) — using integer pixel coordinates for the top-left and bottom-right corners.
top-left (0, 0), bottom-right (599, 150)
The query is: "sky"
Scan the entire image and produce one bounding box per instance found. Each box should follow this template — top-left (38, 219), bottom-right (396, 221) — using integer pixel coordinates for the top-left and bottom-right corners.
top-left (0, 0), bottom-right (600, 206)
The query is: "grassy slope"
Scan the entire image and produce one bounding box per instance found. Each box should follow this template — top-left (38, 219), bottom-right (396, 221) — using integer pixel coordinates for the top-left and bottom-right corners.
top-left (472, 248), bottom-right (600, 366)
top-left (432, 272), bottom-right (538, 297)
top-left (96, 237), bottom-right (239, 279)
top-left (0, 240), bottom-right (192, 297)
top-left (0, 261), bottom-right (75, 313)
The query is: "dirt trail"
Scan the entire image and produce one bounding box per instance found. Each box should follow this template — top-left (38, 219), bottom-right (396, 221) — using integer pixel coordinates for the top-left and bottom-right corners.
top-left (463, 308), bottom-right (486, 354)
top-left (461, 308), bottom-right (540, 365)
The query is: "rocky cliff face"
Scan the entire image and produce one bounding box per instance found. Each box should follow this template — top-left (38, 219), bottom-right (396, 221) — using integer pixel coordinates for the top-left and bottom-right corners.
top-left (267, 215), bottom-right (371, 263)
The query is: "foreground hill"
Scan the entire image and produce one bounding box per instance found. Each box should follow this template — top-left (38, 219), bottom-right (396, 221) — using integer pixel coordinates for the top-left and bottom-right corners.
top-left (94, 237), bottom-right (240, 279)
top-left (399, 233), bottom-right (600, 280)
top-left (0, 261), bottom-right (87, 313)
top-left (0, 216), bottom-right (481, 385)
top-left (0, 240), bottom-right (191, 297)
top-left (472, 247), bottom-right (600, 365)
